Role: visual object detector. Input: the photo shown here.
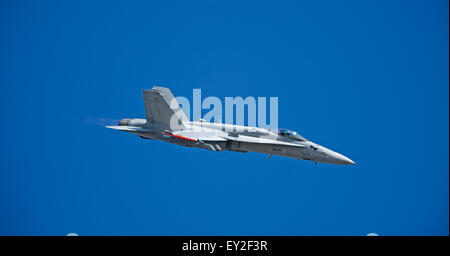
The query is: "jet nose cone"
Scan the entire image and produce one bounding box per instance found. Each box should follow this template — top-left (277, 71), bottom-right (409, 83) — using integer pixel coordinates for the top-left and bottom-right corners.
top-left (334, 152), bottom-right (355, 165)
top-left (321, 146), bottom-right (355, 165)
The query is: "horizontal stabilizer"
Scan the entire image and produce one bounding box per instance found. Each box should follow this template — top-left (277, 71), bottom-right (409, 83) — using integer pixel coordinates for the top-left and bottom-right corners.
top-left (105, 126), bottom-right (155, 132)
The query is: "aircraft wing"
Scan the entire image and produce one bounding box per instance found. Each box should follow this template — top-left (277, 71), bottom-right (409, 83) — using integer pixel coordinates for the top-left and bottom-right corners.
top-left (163, 130), bottom-right (227, 151)
top-left (170, 130), bottom-right (305, 148)
top-left (170, 130), bottom-right (227, 142)
top-left (222, 134), bottom-right (306, 148)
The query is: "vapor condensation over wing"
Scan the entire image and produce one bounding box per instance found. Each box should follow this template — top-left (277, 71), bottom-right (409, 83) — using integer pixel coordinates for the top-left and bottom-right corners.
top-left (83, 116), bottom-right (120, 126)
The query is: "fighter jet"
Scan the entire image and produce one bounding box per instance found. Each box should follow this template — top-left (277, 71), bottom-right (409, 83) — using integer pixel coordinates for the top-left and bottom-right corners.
top-left (106, 87), bottom-right (354, 165)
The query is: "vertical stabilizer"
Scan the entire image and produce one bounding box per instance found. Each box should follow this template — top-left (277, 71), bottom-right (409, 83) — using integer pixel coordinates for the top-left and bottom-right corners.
top-left (143, 87), bottom-right (188, 131)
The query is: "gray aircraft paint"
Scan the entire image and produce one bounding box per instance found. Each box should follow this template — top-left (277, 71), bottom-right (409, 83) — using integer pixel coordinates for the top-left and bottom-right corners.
top-left (106, 87), bottom-right (354, 165)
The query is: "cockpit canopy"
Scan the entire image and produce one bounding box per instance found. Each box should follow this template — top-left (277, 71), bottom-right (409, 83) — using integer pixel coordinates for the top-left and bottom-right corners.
top-left (278, 129), bottom-right (306, 141)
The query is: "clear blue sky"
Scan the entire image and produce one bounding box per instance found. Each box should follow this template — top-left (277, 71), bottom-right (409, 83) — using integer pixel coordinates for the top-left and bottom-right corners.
top-left (1, 0), bottom-right (448, 235)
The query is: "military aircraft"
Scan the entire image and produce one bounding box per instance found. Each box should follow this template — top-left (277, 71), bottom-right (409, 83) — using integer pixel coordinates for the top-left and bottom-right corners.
top-left (106, 87), bottom-right (354, 165)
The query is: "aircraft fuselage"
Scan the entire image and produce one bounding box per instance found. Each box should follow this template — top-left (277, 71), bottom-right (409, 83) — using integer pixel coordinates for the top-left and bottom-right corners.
top-left (113, 118), bottom-right (354, 165)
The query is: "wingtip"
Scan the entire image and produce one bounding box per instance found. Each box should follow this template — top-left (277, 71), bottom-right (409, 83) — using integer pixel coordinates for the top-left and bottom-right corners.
top-left (152, 86), bottom-right (169, 91)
